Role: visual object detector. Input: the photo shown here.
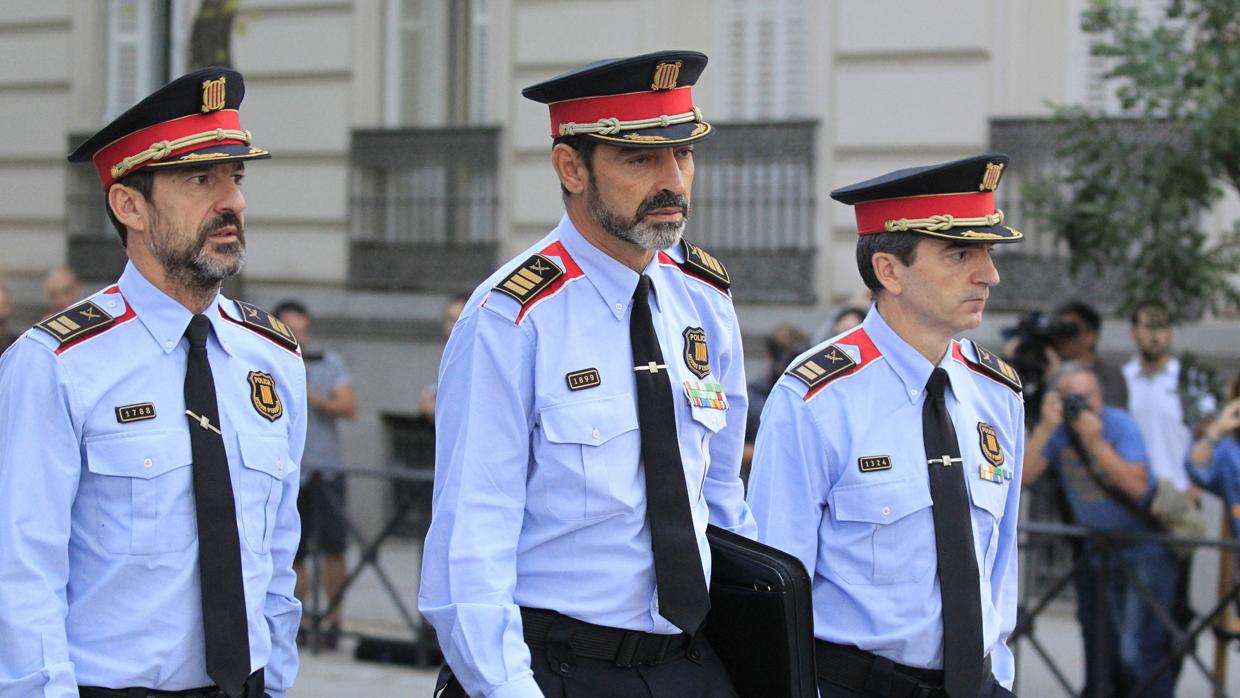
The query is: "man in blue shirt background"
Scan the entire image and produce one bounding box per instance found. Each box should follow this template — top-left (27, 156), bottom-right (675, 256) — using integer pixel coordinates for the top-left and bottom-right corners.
top-left (1023, 361), bottom-right (1174, 697)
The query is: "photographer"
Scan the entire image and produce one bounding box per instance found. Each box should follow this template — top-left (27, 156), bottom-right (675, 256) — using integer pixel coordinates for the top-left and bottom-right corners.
top-left (1023, 362), bottom-right (1176, 697)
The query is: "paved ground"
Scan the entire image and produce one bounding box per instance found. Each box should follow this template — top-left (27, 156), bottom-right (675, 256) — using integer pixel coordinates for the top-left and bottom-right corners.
top-left (291, 539), bottom-right (1240, 696)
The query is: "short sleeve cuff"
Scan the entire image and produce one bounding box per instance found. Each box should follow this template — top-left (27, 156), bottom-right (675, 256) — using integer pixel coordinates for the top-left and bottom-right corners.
top-left (485, 674), bottom-right (543, 698)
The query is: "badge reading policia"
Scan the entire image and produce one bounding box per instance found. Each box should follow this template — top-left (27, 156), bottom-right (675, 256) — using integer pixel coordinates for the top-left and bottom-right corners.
top-left (248, 371), bottom-right (283, 421)
top-left (494, 254), bottom-right (564, 306)
top-left (858, 455), bottom-right (892, 473)
top-left (682, 327), bottom-right (710, 378)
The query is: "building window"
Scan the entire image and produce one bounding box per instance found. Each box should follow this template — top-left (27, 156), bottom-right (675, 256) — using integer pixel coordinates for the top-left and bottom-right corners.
top-left (692, 121), bottom-right (817, 304)
top-left (714, 0), bottom-right (809, 121)
top-left (348, 128), bottom-right (501, 293)
top-left (383, 0), bottom-right (493, 127)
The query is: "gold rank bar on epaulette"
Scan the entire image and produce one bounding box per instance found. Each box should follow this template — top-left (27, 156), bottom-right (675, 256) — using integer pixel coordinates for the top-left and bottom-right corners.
top-left (679, 239), bottom-right (731, 290)
top-left (787, 344), bottom-right (857, 389)
top-left (35, 300), bottom-right (115, 345)
top-left (234, 300), bottom-right (298, 350)
top-left (493, 253), bottom-right (564, 306)
top-left (970, 342), bottom-right (1023, 393)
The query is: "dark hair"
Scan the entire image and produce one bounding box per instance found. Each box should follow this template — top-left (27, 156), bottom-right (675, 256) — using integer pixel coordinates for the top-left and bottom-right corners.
top-left (104, 169), bottom-right (155, 246)
top-left (855, 232), bottom-right (921, 292)
top-left (553, 135), bottom-right (600, 198)
top-left (1130, 300), bottom-right (1170, 326)
top-left (833, 306), bottom-right (867, 328)
top-left (273, 300), bottom-right (309, 318)
top-left (1055, 300), bottom-right (1101, 333)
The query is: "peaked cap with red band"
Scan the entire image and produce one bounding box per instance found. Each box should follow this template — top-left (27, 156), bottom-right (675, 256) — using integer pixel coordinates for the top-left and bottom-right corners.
top-left (68, 67), bottom-right (270, 190)
top-left (522, 50), bottom-right (713, 148)
top-left (830, 154), bottom-right (1023, 243)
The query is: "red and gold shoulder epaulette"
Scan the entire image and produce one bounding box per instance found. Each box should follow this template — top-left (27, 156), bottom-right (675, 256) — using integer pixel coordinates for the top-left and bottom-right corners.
top-left (36, 299), bottom-right (126, 353)
top-left (678, 239), bottom-right (731, 291)
top-left (786, 328), bottom-right (881, 400)
top-left (220, 300), bottom-right (299, 352)
top-left (955, 340), bottom-right (1022, 394)
top-left (493, 253), bottom-right (564, 306)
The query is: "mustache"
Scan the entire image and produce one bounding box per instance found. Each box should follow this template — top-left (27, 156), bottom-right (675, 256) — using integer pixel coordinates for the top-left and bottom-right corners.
top-left (636, 191), bottom-right (690, 220)
top-left (198, 213), bottom-right (244, 243)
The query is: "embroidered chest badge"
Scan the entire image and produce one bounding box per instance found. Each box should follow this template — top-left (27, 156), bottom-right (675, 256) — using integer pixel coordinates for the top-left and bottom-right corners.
top-left (683, 381), bottom-right (729, 410)
top-left (977, 422), bottom-right (1012, 483)
top-left (682, 326), bottom-right (710, 378)
top-left (248, 371), bottom-right (283, 422)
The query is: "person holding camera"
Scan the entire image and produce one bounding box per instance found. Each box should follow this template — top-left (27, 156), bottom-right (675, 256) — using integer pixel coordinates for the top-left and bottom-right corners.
top-left (1023, 361), bottom-right (1175, 697)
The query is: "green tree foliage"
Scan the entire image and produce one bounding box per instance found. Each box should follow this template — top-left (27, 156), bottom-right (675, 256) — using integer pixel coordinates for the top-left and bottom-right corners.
top-left (1027, 0), bottom-right (1240, 319)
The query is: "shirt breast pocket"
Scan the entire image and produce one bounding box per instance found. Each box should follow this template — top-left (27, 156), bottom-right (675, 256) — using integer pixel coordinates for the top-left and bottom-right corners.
top-left (829, 478), bottom-right (935, 585)
top-left (85, 430), bottom-right (195, 555)
top-left (968, 478), bottom-right (1008, 580)
top-left (237, 431), bottom-right (297, 554)
top-left (539, 395), bottom-right (640, 521)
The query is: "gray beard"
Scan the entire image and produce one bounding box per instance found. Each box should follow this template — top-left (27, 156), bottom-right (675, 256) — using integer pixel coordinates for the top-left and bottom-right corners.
top-left (587, 185), bottom-right (686, 251)
top-left (147, 220), bottom-right (245, 289)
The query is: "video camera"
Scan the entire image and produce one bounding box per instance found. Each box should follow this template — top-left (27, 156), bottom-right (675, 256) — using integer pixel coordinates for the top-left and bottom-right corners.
top-left (1001, 310), bottom-right (1080, 425)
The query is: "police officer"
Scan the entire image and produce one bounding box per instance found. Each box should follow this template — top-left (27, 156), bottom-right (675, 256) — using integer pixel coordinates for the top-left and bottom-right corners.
top-left (419, 50), bottom-right (755, 698)
top-left (0, 68), bottom-right (304, 697)
top-left (748, 155), bottom-right (1025, 697)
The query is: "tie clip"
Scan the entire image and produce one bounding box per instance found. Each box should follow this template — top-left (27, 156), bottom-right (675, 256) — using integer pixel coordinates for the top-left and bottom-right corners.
top-left (634, 361), bottom-right (668, 374)
top-left (185, 410), bottom-right (222, 435)
top-left (928, 454), bottom-right (962, 467)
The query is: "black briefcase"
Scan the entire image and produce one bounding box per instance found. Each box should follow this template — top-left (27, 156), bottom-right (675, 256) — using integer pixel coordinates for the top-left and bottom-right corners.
top-left (704, 525), bottom-right (816, 698)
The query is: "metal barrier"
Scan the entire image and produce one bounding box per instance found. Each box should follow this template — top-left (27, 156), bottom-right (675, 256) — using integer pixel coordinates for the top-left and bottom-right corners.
top-left (295, 469), bottom-right (1240, 692)
top-left (1016, 521), bottom-right (1240, 698)
top-left (297, 464), bottom-right (437, 662)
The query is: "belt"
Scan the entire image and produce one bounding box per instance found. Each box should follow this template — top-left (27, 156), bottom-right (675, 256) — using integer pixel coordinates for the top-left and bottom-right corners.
top-left (520, 607), bottom-right (691, 667)
top-left (80, 669), bottom-right (264, 698)
top-left (815, 641), bottom-right (991, 698)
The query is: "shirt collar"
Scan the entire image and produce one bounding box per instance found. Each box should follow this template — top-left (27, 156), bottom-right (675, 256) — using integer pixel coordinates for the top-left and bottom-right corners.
top-left (863, 305), bottom-right (972, 405)
top-left (117, 262), bottom-right (227, 355)
top-left (555, 213), bottom-right (668, 319)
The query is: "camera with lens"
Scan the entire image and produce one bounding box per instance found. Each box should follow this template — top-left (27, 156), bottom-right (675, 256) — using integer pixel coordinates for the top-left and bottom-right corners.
top-left (1061, 393), bottom-right (1090, 423)
top-left (1001, 310), bottom-right (1081, 424)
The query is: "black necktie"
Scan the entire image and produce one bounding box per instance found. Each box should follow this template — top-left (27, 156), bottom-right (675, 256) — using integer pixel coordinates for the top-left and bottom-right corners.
top-left (630, 275), bottom-right (710, 634)
top-left (923, 368), bottom-right (984, 698)
top-left (184, 314), bottom-right (250, 697)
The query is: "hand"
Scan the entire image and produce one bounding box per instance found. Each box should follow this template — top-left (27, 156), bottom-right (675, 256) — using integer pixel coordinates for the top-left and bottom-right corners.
top-left (1039, 391), bottom-right (1064, 431)
top-left (1043, 345), bottom-right (1063, 378)
top-left (1206, 399), bottom-right (1240, 441)
top-left (1071, 406), bottom-right (1104, 445)
top-left (306, 387), bottom-right (325, 409)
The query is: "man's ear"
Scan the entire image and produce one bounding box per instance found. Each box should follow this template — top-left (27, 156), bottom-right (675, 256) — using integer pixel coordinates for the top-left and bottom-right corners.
top-left (107, 183), bottom-right (150, 235)
top-left (552, 143), bottom-right (589, 196)
top-left (871, 252), bottom-right (906, 296)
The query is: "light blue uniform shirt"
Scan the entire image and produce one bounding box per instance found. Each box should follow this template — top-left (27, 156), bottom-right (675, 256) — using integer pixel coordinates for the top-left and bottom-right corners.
top-left (0, 263), bottom-right (305, 697)
top-left (747, 306), bottom-right (1024, 688)
top-left (419, 214), bottom-right (756, 698)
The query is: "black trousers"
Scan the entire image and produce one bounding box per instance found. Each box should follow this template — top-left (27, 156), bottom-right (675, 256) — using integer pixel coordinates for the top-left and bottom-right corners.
top-left (817, 674), bottom-right (1016, 698)
top-left (438, 634), bottom-right (737, 698)
top-left (80, 669), bottom-right (265, 698)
